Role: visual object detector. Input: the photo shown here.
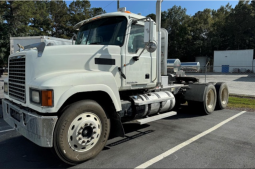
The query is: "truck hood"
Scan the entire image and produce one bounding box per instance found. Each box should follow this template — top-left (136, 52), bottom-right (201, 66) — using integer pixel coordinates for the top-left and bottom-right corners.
top-left (22, 45), bottom-right (121, 83)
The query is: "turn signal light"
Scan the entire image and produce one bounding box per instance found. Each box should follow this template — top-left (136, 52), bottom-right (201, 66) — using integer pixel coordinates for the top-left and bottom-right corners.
top-left (42, 90), bottom-right (53, 107)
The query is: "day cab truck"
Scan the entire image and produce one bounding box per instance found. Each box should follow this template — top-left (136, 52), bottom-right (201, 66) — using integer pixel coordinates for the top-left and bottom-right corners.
top-left (2, 0), bottom-right (229, 165)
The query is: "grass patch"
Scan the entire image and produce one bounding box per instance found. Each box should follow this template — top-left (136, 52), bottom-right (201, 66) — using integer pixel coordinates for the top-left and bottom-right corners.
top-left (227, 96), bottom-right (255, 112)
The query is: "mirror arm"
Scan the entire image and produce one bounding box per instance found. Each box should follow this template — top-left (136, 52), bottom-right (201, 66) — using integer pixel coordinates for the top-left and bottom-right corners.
top-left (132, 42), bottom-right (149, 61)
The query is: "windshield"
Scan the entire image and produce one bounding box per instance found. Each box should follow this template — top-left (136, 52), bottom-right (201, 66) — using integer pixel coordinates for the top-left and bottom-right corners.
top-left (75, 16), bottom-right (127, 46)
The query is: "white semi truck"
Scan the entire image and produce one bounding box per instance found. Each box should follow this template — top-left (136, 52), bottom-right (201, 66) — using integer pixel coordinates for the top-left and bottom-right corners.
top-left (2, 0), bottom-right (229, 165)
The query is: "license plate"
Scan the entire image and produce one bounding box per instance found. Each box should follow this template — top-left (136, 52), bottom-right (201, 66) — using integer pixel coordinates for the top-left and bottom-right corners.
top-left (10, 108), bottom-right (21, 122)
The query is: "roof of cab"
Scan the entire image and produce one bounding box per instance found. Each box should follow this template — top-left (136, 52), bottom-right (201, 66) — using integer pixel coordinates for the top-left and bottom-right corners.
top-left (73, 11), bottom-right (146, 30)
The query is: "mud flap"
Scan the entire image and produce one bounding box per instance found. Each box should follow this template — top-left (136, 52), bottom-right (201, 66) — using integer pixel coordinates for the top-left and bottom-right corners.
top-left (110, 113), bottom-right (125, 138)
top-left (184, 83), bottom-right (208, 102)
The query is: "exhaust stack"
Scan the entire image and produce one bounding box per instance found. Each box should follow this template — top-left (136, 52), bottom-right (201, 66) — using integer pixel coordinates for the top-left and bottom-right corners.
top-left (156, 0), bottom-right (163, 87)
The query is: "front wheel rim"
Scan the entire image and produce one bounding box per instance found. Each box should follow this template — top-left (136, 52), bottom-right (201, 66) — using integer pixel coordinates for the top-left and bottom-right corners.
top-left (67, 112), bottom-right (102, 152)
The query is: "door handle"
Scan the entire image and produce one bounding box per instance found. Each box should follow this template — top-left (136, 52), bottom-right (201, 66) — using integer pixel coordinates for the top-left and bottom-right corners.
top-left (118, 67), bottom-right (126, 79)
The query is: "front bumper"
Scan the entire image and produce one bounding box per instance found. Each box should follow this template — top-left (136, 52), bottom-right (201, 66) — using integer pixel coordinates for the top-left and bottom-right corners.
top-left (2, 99), bottom-right (58, 147)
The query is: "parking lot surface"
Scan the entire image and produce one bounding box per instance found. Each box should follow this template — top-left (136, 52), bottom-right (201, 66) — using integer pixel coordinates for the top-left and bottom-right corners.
top-left (0, 106), bottom-right (254, 168)
top-left (186, 73), bottom-right (255, 96)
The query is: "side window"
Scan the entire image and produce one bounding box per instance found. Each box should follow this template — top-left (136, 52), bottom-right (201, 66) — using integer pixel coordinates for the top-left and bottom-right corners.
top-left (128, 25), bottom-right (144, 53)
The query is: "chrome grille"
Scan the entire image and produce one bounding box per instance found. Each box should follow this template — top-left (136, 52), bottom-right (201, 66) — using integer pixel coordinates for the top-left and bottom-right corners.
top-left (9, 56), bottom-right (26, 103)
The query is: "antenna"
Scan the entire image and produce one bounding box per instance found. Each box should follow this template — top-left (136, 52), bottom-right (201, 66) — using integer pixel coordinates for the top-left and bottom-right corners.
top-left (117, 0), bottom-right (120, 10)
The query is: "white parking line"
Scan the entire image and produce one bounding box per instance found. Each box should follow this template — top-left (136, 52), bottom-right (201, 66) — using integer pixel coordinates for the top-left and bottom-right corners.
top-left (135, 111), bottom-right (247, 169)
top-left (0, 128), bottom-right (15, 133)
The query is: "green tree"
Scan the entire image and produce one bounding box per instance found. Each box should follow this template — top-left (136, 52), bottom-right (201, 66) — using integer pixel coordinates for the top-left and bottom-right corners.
top-left (224, 0), bottom-right (255, 49)
top-left (48, 0), bottom-right (69, 38)
top-left (0, 1), bottom-right (35, 65)
top-left (146, 13), bottom-right (156, 22)
top-left (30, 1), bottom-right (51, 36)
top-left (90, 7), bottom-right (106, 17)
top-left (163, 6), bottom-right (191, 61)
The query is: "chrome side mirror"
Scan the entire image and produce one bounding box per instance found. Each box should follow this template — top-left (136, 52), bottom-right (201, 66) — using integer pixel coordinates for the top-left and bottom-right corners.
top-left (144, 18), bottom-right (157, 53)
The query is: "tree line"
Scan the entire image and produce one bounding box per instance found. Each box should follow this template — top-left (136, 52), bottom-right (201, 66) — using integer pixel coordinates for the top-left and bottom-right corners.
top-left (148, 0), bottom-right (255, 61)
top-left (1, 0), bottom-right (255, 65)
top-left (0, 0), bottom-right (105, 65)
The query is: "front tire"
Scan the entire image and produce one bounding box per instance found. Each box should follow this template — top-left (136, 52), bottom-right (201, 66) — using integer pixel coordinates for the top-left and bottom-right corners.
top-left (53, 100), bottom-right (110, 165)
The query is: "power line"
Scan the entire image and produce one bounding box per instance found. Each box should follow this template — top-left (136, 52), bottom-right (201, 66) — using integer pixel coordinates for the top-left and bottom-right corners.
top-left (103, 0), bottom-right (115, 9)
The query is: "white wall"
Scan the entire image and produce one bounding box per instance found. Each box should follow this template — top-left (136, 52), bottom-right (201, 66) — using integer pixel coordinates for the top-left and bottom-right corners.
top-left (213, 49), bottom-right (254, 72)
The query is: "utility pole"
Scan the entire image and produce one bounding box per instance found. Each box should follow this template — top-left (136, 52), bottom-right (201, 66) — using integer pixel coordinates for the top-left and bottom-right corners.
top-left (117, 0), bottom-right (119, 10)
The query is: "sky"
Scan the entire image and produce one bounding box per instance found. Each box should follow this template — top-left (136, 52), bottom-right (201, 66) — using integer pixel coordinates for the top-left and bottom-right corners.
top-left (66, 0), bottom-right (239, 16)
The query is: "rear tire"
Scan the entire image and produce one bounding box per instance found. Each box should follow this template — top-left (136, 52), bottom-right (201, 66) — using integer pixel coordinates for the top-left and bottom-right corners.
top-left (53, 100), bottom-right (110, 165)
top-left (215, 82), bottom-right (229, 110)
top-left (188, 84), bottom-right (217, 115)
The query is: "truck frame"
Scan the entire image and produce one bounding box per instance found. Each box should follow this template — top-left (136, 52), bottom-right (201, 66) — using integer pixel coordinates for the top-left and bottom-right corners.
top-left (2, 0), bottom-right (229, 165)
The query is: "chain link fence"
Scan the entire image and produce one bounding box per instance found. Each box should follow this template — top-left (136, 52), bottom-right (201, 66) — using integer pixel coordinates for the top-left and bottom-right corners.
top-left (181, 65), bottom-right (255, 73)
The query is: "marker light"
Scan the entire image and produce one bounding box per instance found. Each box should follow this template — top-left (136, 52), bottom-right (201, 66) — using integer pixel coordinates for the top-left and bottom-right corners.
top-left (30, 88), bottom-right (53, 107)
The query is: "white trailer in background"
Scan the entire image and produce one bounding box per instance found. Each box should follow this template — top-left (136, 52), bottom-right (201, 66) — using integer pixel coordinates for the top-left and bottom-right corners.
top-left (213, 49), bottom-right (254, 73)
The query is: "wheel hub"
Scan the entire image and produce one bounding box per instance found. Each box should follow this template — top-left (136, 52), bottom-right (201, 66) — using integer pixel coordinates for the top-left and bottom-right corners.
top-left (67, 112), bottom-right (101, 152)
top-left (82, 126), bottom-right (93, 138)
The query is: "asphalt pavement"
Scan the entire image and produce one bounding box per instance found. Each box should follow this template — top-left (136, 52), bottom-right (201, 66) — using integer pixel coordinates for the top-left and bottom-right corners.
top-left (0, 106), bottom-right (254, 168)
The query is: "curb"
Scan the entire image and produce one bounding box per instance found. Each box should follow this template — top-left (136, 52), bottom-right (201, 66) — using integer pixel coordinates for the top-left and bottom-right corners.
top-left (229, 93), bottom-right (255, 98)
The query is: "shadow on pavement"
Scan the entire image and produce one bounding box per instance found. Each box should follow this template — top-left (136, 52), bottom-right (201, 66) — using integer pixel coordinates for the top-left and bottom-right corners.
top-left (164, 105), bottom-right (205, 120)
top-left (0, 123), bottom-right (152, 168)
top-left (0, 135), bottom-right (70, 168)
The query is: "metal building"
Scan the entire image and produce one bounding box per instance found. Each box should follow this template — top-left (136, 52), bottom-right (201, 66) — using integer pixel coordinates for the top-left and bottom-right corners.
top-left (196, 56), bottom-right (209, 72)
top-left (213, 49), bottom-right (254, 73)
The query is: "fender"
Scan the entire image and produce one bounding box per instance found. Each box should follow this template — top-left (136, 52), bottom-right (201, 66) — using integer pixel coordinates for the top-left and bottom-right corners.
top-left (27, 71), bottom-right (122, 113)
top-left (56, 84), bottom-right (121, 112)
top-left (184, 83), bottom-right (208, 102)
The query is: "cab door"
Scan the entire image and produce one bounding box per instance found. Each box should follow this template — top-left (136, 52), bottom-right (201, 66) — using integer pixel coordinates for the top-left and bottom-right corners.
top-left (123, 22), bottom-right (156, 89)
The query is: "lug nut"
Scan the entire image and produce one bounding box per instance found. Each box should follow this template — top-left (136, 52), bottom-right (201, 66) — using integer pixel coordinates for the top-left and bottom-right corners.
top-left (79, 138), bottom-right (82, 141)
top-left (85, 124), bottom-right (88, 126)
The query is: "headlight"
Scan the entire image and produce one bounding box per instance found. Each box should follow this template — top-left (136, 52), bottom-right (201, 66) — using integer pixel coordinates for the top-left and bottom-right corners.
top-left (30, 88), bottom-right (53, 107)
top-left (31, 89), bottom-right (40, 103)
top-left (4, 83), bottom-right (8, 94)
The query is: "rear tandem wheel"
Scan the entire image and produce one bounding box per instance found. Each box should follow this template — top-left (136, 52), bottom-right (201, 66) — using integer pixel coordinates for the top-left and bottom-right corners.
top-left (189, 83), bottom-right (217, 115)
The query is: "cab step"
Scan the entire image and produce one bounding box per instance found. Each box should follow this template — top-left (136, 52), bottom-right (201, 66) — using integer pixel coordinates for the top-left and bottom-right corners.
top-left (136, 111), bottom-right (177, 125)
